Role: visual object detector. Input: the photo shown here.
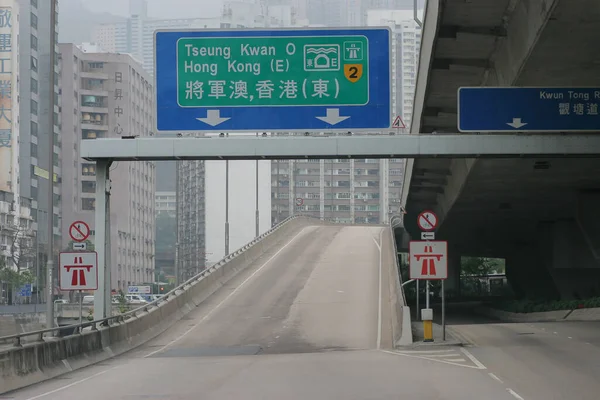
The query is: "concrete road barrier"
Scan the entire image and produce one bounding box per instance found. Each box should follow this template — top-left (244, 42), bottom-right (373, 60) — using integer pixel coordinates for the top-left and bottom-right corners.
top-left (385, 223), bottom-right (413, 347)
top-left (0, 216), bottom-right (319, 394)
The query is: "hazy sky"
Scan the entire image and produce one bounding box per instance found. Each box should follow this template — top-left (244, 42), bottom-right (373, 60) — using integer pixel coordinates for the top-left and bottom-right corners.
top-left (82, 0), bottom-right (224, 19)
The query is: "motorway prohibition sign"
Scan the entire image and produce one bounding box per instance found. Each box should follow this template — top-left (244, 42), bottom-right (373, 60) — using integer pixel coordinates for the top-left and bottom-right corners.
top-left (69, 221), bottom-right (90, 242)
top-left (417, 210), bottom-right (438, 232)
top-left (409, 241), bottom-right (448, 280)
top-left (59, 251), bottom-right (98, 291)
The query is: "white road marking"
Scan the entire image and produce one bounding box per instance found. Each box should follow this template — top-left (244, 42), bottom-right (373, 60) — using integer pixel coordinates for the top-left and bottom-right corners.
top-left (380, 349), bottom-right (482, 369)
top-left (144, 227), bottom-right (308, 358)
top-left (372, 236), bottom-right (381, 251)
top-left (568, 336), bottom-right (572, 339)
top-left (403, 349), bottom-right (455, 354)
top-left (507, 388), bottom-right (525, 400)
top-left (488, 373), bottom-right (504, 384)
top-left (375, 230), bottom-right (382, 350)
top-left (24, 367), bottom-right (120, 400)
top-left (460, 347), bottom-right (487, 370)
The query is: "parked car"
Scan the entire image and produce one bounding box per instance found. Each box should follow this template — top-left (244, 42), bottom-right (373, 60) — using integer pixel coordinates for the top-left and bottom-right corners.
top-left (125, 294), bottom-right (148, 305)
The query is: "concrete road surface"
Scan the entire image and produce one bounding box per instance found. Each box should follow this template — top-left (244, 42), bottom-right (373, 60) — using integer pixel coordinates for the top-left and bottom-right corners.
top-left (6, 226), bottom-right (517, 400)
top-left (449, 318), bottom-right (600, 400)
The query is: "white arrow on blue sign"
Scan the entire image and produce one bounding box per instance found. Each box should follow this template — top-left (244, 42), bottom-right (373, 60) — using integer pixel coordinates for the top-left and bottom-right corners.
top-left (458, 87), bottom-right (600, 132)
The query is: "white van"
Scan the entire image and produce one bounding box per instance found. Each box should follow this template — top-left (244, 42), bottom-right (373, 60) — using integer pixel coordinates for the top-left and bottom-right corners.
top-left (125, 294), bottom-right (148, 305)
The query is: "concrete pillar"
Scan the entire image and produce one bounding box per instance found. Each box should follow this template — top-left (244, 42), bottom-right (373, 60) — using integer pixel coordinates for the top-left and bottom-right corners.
top-left (444, 251), bottom-right (461, 298)
top-left (544, 219), bottom-right (600, 299)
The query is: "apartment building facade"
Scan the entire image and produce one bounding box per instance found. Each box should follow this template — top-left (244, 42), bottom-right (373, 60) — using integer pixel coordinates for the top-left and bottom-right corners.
top-left (18, 0), bottom-right (62, 255)
top-left (271, 135), bottom-right (404, 225)
top-left (59, 44), bottom-right (156, 292)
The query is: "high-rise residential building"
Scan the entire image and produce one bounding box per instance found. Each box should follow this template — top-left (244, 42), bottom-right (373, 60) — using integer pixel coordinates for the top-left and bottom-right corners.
top-left (92, 0), bottom-right (299, 77)
top-left (59, 44), bottom-right (156, 292)
top-left (18, 0), bottom-right (62, 259)
top-left (304, 0), bottom-right (416, 27)
top-left (367, 9), bottom-right (421, 130)
top-left (271, 135), bottom-right (403, 225)
top-left (176, 160), bottom-right (205, 281)
top-left (155, 192), bottom-right (176, 216)
top-left (0, 1), bottom-right (35, 286)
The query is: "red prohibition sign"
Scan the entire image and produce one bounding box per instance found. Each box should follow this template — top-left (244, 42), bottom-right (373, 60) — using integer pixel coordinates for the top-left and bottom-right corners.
top-left (417, 210), bottom-right (438, 232)
top-left (69, 221), bottom-right (90, 242)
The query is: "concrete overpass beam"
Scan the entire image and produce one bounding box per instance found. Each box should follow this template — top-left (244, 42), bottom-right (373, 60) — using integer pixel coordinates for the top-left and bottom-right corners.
top-left (488, 0), bottom-right (560, 86)
top-left (436, 159), bottom-right (477, 222)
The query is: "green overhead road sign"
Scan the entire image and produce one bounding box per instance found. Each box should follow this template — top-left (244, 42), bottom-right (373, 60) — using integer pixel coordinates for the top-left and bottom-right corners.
top-left (176, 35), bottom-right (369, 108)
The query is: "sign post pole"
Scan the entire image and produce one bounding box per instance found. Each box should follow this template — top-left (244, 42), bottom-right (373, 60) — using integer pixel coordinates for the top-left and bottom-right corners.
top-left (442, 279), bottom-right (446, 341)
top-left (78, 290), bottom-right (83, 328)
top-left (416, 280), bottom-right (419, 320)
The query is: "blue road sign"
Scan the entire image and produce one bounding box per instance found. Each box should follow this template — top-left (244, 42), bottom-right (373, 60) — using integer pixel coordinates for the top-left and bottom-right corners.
top-left (18, 283), bottom-right (32, 297)
top-left (154, 28), bottom-right (391, 132)
top-left (458, 87), bottom-right (600, 132)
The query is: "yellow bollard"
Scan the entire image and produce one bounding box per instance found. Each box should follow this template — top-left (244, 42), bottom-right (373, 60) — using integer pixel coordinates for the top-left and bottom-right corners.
top-left (423, 320), bottom-right (433, 342)
top-left (422, 308), bottom-right (434, 342)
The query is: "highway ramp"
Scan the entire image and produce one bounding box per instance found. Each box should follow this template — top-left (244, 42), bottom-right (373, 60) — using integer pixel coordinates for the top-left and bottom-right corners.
top-left (7, 225), bottom-right (517, 400)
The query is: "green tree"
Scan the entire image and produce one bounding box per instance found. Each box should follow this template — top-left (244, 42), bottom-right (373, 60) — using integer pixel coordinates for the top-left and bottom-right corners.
top-left (461, 257), bottom-right (503, 276)
top-left (0, 258), bottom-right (34, 292)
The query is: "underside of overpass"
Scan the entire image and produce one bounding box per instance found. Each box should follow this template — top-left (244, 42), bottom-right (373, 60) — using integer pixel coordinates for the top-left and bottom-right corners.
top-left (402, 0), bottom-right (600, 300)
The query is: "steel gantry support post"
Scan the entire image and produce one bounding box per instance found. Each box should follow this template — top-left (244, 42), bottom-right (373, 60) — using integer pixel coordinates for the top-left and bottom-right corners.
top-left (94, 160), bottom-right (112, 320)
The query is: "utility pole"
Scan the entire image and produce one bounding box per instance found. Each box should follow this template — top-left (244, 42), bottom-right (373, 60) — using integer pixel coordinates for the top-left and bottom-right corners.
top-left (46, 0), bottom-right (57, 330)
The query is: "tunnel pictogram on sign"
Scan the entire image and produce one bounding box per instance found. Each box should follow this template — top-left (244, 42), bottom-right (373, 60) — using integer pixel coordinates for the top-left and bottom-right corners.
top-left (409, 241), bottom-right (447, 280)
top-left (59, 251), bottom-right (98, 291)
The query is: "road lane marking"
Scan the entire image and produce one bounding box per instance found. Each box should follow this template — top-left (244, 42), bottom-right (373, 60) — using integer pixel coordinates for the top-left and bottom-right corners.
top-left (372, 236), bottom-right (381, 251)
top-left (375, 230), bottom-right (382, 350)
top-left (24, 367), bottom-right (121, 400)
top-left (488, 373), bottom-right (504, 384)
top-left (380, 349), bottom-right (482, 369)
top-left (144, 227), bottom-right (308, 358)
top-left (460, 347), bottom-right (486, 370)
top-left (507, 388), bottom-right (525, 400)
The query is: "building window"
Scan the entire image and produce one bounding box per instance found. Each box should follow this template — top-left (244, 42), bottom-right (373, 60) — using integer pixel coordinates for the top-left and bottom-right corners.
top-left (31, 0), bottom-right (38, 7)
top-left (82, 163), bottom-right (96, 176)
top-left (31, 34), bottom-right (37, 50)
top-left (31, 121), bottom-right (38, 136)
top-left (31, 99), bottom-right (38, 115)
top-left (31, 78), bottom-right (38, 94)
top-left (81, 181), bottom-right (96, 193)
top-left (82, 198), bottom-right (95, 211)
top-left (31, 56), bottom-right (38, 72)
top-left (30, 12), bottom-right (38, 29)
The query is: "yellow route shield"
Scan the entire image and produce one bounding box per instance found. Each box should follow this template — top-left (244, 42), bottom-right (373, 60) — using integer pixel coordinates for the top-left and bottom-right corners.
top-left (344, 64), bottom-right (363, 83)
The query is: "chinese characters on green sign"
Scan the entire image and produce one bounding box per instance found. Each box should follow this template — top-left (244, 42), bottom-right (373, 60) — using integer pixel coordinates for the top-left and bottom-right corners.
top-left (177, 35), bottom-right (369, 108)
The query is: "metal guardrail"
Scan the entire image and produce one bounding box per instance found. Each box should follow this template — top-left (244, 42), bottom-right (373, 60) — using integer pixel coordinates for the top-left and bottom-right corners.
top-left (389, 215), bottom-right (408, 306)
top-left (0, 214), bottom-right (318, 349)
